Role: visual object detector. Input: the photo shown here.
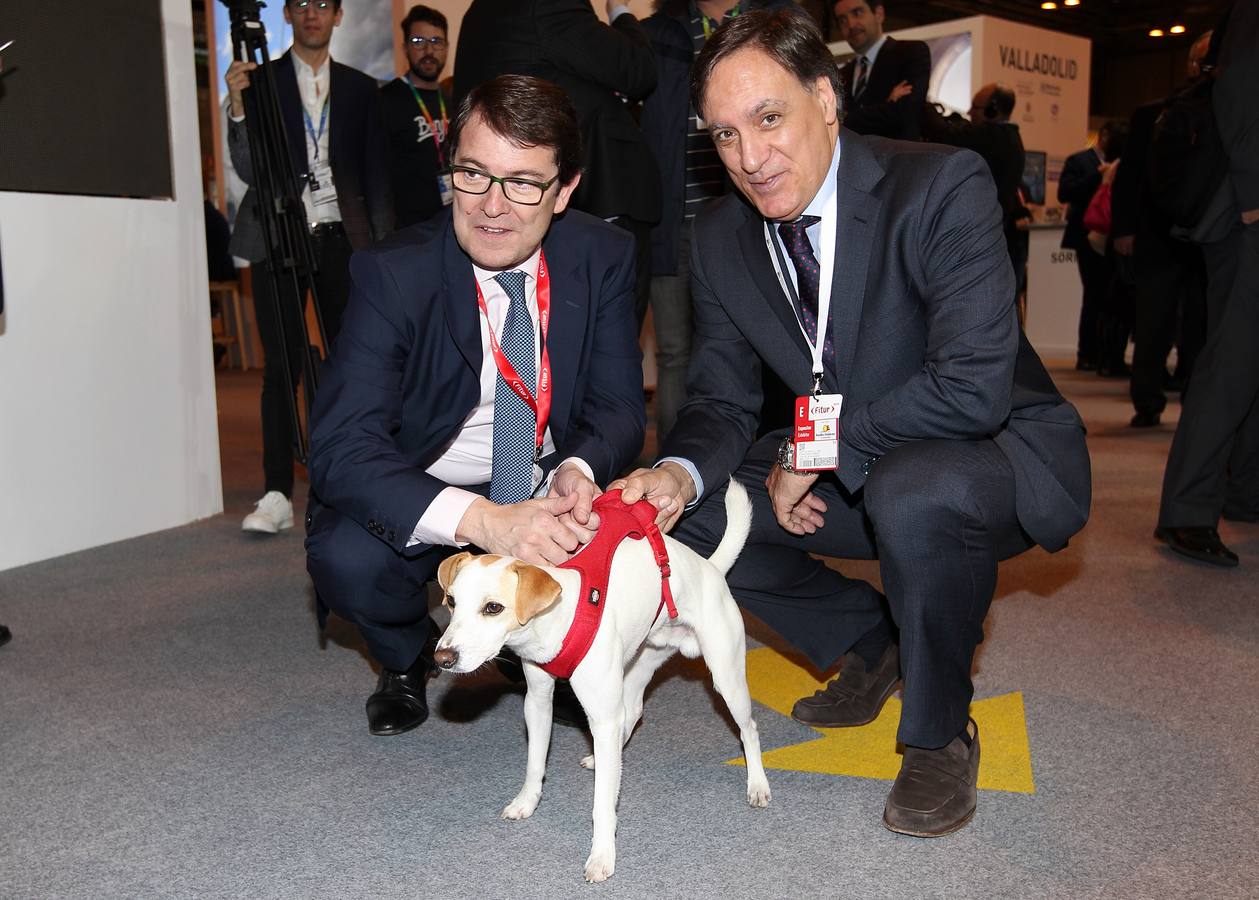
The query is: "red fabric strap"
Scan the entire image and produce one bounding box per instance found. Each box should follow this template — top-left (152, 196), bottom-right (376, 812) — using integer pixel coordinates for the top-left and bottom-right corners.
top-left (538, 490), bottom-right (675, 679)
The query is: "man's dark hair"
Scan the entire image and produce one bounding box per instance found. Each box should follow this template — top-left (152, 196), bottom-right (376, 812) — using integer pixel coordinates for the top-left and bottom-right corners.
top-left (448, 75), bottom-right (583, 186)
top-left (989, 85), bottom-right (1016, 120)
top-left (400, 4), bottom-right (447, 39)
top-left (691, 9), bottom-right (842, 120)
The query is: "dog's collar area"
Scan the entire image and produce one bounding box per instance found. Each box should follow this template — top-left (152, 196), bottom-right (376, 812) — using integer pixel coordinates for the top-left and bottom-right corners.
top-left (538, 490), bottom-right (675, 679)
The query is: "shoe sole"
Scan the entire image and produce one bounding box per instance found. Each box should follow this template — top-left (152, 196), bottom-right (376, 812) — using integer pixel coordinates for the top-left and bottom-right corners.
top-left (882, 804), bottom-right (975, 838)
top-left (369, 716), bottom-right (427, 737)
top-left (242, 517), bottom-right (295, 534)
top-left (1154, 531), bottom-right (1239, 568)
top-left (791, 678), bottom-right (900, 729)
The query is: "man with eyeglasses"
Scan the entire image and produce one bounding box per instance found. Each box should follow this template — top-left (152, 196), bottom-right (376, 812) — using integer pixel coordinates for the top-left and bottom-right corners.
top-left (225, 0), bottom-right (393, 536)
top-left (380, 5), bottom-right (454, 228)
top-left (305, 75), bottom-right (646, 738)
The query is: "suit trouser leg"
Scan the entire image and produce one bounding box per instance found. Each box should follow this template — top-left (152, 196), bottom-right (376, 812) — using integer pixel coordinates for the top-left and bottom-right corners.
top-left (251, 259), bottom-right (310, 497)
top-left (610, 215), bottom-right (654, 333)
top-left (672, 435), bottom-right (1030, 749)
top-left (1130, 242), bottom-right (1187, 417)
top-left (305, 502), bottom-right (449, 673)
top-left (1076, 246), bottom-right (1108, 365)
top-left (1159, 225), bottom-right (1259, 527)
top-left (649, 222), bottom-right (695, 445)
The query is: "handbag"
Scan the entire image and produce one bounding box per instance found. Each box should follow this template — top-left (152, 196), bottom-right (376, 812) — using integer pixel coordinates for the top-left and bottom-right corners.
top-left (1083, 183), bottom-right (1113, 235)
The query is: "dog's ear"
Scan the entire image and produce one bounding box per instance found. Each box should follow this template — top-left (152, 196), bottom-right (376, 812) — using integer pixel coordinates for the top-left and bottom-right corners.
top-left (510, 561), bottom-right (563, 625)
top-left (437, 551), bottom-right (474, 596)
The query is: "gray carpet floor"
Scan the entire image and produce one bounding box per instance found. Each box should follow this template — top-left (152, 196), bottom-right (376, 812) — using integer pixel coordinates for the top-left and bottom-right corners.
top-left (2, 365), bottom-right (1258, 899)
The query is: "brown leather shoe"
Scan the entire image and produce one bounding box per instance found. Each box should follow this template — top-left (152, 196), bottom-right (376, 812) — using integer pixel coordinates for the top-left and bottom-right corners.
top-left (791, 643), bottom-right (900, 727)
top-left (883, 718), bottom-right (979, 837)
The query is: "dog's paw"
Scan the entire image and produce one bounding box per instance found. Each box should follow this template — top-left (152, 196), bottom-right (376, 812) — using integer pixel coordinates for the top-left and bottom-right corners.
top-left (579, 754), bottom-right (595, 770)
top-left (501, 791), bottom-right (540, 820)
top-left (747, 779), bottom-right (772, 809)
top-left (583, 848), bottom-right (616, 883)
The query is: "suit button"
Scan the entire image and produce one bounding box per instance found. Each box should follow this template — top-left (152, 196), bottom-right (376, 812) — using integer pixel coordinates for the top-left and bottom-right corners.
top-left (305, 513), bottom-right (313, 528)
top-left (387, 530), bottom-right (396, 542)
top-left (368, 519), bottom-right (378, 529)
top-left (861, 457), bottom-right (881, 476)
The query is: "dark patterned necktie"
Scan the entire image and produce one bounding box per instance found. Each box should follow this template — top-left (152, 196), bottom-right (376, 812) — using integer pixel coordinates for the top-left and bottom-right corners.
top-left (853, 55), bottom-right (870, 100)
top-left (777, 216), bottom-right (834, 364)
top-left (488, 270), bottom-right (536, 504)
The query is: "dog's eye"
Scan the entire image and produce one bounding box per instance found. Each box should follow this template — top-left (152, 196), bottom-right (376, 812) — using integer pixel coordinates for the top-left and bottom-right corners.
top-left (482, 601), bottom-right (504, 616)
top-left (444, 594), bottom-right (456, 609)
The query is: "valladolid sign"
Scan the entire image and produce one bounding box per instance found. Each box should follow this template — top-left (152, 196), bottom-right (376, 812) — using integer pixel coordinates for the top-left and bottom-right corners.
top-left (999, 45), bottom-right (1079, 80)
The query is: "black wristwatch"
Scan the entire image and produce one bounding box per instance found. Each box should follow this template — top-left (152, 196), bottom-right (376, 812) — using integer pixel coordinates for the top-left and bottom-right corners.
top-left (777, 437), bottom-right (798, 473)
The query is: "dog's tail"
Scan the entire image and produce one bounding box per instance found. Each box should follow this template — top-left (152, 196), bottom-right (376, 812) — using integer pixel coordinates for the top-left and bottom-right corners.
top-left (706, 479), bottom-right (752, 576)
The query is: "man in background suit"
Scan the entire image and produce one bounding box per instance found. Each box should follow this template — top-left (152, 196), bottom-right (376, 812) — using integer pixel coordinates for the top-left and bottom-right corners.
top-left (615, 10), bottom-right (1089, 836)
top-left (225, 0), bottom-right (393, 535)
top-left (305, 76), bottom-right (645, 736)
top-left (454, 0), bottom-right (661, 327)
top-left (833, 0), bottom-right (929, 140)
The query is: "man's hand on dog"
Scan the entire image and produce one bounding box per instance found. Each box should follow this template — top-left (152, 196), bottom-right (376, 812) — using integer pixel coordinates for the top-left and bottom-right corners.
top-left (610, 462), bottom-right (696, 532)
top-left (457, 495), bottom-right (584, 566)
top-left (548, 461), bottom-right (603, 544)
top-left (767, 464), bottom-right (825, 535)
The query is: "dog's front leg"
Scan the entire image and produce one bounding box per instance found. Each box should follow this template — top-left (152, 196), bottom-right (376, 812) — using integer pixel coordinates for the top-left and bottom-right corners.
top-left (573, 670), bottom-right (624, 883)
top-left (502, 662), bottom-right (554, 820)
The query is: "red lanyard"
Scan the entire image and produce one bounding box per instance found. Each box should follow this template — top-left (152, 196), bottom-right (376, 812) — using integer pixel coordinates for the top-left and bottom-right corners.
top-left (474, 252), bottom-right (553, 459)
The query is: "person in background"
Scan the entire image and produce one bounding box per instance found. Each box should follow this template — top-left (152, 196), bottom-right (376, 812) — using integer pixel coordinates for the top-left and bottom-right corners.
top-left (380, 5), bottom-right (453, 228)
top-left (454, 0), bottom-right (661, 330)
top-left (226, 0), bottom-right (394, 536)
top-left (833, 0), bottom-right (929, 141)
top-left (1059, 121), bottom-right (1119, 373)
top-left (640, 0), bottom-right (795, 445)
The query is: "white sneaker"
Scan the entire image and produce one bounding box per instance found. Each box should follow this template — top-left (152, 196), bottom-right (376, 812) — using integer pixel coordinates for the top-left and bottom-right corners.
top-left (242, 491), bottom-right (294, 534)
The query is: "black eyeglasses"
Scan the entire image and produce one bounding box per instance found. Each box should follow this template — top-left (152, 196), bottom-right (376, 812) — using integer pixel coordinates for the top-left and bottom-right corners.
top-left (449, 165), bottom-right (559, 206)
top-left (407, 36), bottom-right (447, 48)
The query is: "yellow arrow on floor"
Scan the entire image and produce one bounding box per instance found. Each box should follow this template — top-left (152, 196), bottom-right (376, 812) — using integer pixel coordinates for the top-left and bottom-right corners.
top-left (728, 646), bottom-right (1035, 794)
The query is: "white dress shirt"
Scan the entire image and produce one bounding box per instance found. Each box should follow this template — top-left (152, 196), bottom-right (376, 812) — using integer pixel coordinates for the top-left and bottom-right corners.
top-left (409, 249), bottom-right (593, 547)
top-left (290, 52), bottom-right (342, 225)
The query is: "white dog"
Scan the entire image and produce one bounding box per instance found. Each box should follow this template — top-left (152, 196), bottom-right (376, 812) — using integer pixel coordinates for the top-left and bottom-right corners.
top-left (433, 480), bottom-right (770, 883)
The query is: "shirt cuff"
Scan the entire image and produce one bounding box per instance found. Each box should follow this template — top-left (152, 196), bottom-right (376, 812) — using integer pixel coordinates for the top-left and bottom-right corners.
top-left (540, 457), bottom-right (595, 497)
top-left (407, 486), bottom-right (480, 548)
top-left (609, 5), bottom-right (632, 21)
top-left (658, 456), bottom-right (704, 509)
top-left (228, 111), bottom-right (245, 123)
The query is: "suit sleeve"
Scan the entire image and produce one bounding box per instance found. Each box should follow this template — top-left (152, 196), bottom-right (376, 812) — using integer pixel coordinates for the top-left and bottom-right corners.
top-left (538, 5), bottom-right (657, 101)
top-left (836, 151), bottom-right (1018, 493)
top-left (228, 116), bottom-right (254, 185)
top-left (553, 235), bottom-right (646, 483)
top-left (307, 251), bottom-right (456, 554)
top-left (657, 223), bottom-right (764, 499)
top-left (1110, 106), bottom-right (1155, 240)
top-left (844, 41), bottom-right (931, 140)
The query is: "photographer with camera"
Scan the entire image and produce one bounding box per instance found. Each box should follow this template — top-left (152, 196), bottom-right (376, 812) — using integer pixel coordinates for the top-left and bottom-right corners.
top-left (226, 0), bottom-right (394, 535)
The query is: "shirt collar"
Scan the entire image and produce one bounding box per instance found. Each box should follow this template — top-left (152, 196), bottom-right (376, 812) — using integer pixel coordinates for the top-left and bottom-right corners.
top-left (473, 247), bottom-right (543, 292)
top-left (862, 34), bottom-right (889, 67)
top-left (291, 51), bottom-right (330, 81)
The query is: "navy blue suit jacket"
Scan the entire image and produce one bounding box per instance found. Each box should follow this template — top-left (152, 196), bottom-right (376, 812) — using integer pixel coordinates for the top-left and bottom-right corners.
top-left (307, 208), bottom-right (646, 554)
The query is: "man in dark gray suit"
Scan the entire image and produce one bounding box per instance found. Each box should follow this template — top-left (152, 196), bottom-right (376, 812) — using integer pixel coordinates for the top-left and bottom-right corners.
top-left (615, 9), bottom-right (1090, 837)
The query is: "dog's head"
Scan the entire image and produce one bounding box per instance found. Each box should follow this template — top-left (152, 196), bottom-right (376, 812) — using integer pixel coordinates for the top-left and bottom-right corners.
top-left (431, 552), bottom-right (563, 673)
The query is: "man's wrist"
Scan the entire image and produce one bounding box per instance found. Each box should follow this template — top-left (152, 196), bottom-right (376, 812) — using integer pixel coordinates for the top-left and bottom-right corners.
top-left (454, 497), bottom-right (491, 547)
top-left (658, 460), bottom-right (697, 505)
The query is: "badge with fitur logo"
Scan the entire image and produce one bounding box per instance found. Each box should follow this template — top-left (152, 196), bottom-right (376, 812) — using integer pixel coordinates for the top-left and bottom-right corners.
top-left (792, 393), bottom-right (842, 471)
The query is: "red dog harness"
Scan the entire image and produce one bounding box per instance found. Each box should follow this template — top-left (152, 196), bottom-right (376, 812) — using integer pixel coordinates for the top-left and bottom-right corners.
top-left (539, 490), bottom-right (676, 679)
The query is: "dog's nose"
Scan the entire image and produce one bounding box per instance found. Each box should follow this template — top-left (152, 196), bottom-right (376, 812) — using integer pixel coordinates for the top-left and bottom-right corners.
top-left (433, 647), bottom-right (458, 669)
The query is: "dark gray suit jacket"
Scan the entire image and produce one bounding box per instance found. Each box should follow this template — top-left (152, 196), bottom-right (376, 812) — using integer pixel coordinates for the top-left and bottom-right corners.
top-left (661, 130), bottom-right (1090, 552)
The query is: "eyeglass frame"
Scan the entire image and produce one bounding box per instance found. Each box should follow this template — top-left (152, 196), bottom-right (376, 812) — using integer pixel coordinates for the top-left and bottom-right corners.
top-left (448, 165), bottom-right (561, 206)
top-left (406, 35), bottom-right (448, 48)
top-left (288, 0), bottom-right (337, 13)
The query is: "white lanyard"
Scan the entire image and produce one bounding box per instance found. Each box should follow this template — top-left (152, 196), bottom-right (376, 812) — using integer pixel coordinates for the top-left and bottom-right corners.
top-left (765, 186), bottom-right (838, 393)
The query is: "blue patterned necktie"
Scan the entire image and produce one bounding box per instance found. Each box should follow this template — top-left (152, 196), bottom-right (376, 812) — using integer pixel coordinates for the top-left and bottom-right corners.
top-left (488, 270), bottom-right (536, 504)
top-left (777, 216), bottom-right (834, 364)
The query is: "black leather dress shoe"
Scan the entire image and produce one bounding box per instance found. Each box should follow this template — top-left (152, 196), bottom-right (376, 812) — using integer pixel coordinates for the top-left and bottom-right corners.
top-left (1155, 526), bottom-right (1239, 568)
top-left (0, 625), bottom-right (11, 647)
top-left (367, 654), bottom-right (436, 736)
top-left (1130, 411), bottom-right (1161, 428)
top-left (495, 650), bottom-right (588, 730)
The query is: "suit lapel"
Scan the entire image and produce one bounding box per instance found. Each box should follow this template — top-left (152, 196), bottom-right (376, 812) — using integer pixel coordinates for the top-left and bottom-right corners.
top-left (539, 227), bottom-right (587, 445)
top-left (441, 221), bottom-right (481, 375)
top-left (829, 131), bottom-right (883, 398)
top-left (736, 214), bottom-right (812, 362)
top-left (274, 53), bottom-right (307, 176)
